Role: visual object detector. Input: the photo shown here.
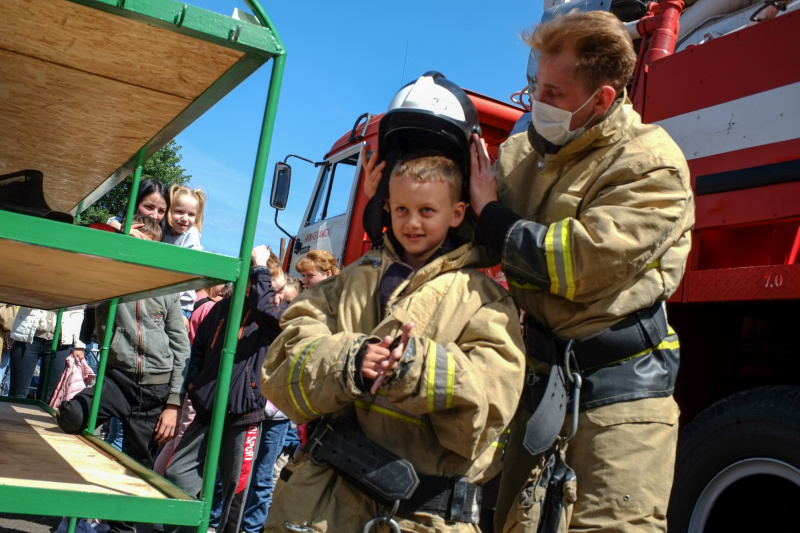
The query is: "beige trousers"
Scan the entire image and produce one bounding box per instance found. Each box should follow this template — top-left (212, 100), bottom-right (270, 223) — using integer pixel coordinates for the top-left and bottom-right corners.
top-left (496, 396), bottom-right (680, 533)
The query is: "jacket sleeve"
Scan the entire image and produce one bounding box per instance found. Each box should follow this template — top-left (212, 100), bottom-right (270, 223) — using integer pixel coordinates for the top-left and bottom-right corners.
top-left (164, 296), bottom-right (191, 406)
top-left (248, 267), bottom-right (286, 340)
top-left (476, 162), bottom-right (693, 303)
top-left (261, 273), bottom-right (374, 423)
top-left (380, 292), bottom-right (526, 460)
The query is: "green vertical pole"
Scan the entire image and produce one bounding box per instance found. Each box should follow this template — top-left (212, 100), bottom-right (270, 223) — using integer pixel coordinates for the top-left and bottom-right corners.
top-left (87, 299), bottom-right (117, 434)
top-left (87, 160), bottom-right (143, 432)
top-left (195, 8), bottom-right (286, 531)
top-left (42, 309), bottom-right (63, 403)
top-left (123, 164), bottom-right (144, 235)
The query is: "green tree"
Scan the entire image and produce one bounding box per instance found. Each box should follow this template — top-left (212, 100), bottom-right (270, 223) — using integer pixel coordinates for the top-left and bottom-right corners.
top-left (79, 140), bottom-right (191, 225)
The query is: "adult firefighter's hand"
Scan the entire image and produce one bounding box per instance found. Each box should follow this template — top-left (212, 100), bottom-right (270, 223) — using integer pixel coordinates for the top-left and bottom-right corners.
top-left (469, 133), bottom-right (498, 216)
top-left (361, 146), bottom-right (386, 199)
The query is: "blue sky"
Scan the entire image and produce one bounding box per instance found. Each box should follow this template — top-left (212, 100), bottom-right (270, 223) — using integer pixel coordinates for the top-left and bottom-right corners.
top-left (177, 1), bottom-right (542, 257)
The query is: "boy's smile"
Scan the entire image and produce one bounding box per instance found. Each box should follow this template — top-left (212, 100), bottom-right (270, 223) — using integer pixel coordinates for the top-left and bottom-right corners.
top-left (388, 174), bottom-right (465, 271)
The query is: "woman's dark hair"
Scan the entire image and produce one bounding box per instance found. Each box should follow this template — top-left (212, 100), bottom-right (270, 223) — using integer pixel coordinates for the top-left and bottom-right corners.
top-left (121, 178), bottom-right (169, 226)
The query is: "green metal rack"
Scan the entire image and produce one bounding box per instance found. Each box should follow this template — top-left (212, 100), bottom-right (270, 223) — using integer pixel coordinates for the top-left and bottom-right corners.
top-left (0, 1), bottom-right (285, 531)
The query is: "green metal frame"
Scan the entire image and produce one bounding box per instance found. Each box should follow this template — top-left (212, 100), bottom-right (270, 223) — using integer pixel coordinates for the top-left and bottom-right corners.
top-left (0, 1), bottom-right (286, 531)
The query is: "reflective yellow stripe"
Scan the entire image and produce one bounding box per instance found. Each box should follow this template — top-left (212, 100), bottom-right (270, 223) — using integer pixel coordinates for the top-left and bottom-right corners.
top-left (355, 399), bottom-right (431, 428)
top-left (599, 329), bottom-right (680, 367)
top-left (445, 351), bottom-right (455, 410)
top-left (508, 279), bottom-right (543, 290)
top-left (646, 258), bottom-right (661, 269)
top-left (490, 441), bottom-right (506, 449)
top-left (426, 340), bottom-right (437, 412)
top-left (560, 222), bottom-right (575, 301)
top-left (287, 337), bottom-right (323, 419)
top-left (545, 223), bottom-right (559, 295)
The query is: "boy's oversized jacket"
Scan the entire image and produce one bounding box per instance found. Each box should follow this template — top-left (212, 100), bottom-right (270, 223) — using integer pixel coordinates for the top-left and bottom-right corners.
top-left (261, 239), bottom-right (526, 532)
top-left (96, 295), bottom-right (190, 406)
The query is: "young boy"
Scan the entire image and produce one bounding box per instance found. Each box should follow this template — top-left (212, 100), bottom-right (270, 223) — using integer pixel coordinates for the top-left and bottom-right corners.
top-left (164, 246), bottom-right (286, 533)
top-left (261, 154), bottom-right (526, 532)
top-left (295, 249), bottom-right (339, 289)
top-left (58, 214), bottom-right (191, 533)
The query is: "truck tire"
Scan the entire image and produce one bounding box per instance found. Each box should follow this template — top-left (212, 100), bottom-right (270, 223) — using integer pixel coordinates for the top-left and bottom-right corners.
top-left (668, 386), bottom-right (800, 532)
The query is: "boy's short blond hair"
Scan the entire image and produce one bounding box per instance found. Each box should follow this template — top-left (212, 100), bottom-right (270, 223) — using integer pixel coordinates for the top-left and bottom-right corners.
top-left (132, 214), bottom-right (162, 241)
top-left (389, 154), bottom-right (463, 204)
top-left (296, 250), bottom-right (340, 276)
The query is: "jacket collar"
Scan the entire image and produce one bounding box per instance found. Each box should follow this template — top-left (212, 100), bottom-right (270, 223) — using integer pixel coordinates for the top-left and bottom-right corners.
top-left (528, 90), bottom-right (632, 158)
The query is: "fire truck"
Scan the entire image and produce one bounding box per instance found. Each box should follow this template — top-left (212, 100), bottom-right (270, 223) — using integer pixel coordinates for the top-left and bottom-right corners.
top-left (268, 0), bottom-right (800, 530)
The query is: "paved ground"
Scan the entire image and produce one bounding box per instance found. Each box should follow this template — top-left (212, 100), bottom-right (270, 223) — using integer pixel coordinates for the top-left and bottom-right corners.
top-left (0, 514), bottom-right (61, 533)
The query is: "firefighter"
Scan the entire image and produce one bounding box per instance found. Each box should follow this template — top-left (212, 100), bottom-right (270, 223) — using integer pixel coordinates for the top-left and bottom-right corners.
top-left (468, 10), bottom-right (695, 533)
top-left (262, 73), bottom-right (526, 532)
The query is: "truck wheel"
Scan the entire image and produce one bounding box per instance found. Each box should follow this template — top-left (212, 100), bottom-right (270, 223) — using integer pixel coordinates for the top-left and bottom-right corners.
top-left (668, 386), bottom-right (800, 533)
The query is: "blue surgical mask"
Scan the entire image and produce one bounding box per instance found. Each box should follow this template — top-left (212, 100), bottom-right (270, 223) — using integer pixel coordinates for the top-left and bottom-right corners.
top-left (530, 88), bottom-right (600, 146)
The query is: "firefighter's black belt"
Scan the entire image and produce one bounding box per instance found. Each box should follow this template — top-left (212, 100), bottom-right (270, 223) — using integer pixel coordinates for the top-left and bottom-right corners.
top-left (524, 301), bottom-right (668, 370)
top-left (398, 474), bottom-right (482, 524)
top-left (521, 365), bottom-right (568, 456)
top-left (306, 418), bottom-right (419, 505)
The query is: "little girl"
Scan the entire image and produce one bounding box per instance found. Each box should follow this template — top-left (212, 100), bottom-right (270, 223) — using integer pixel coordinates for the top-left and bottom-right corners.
top-left (163, 185), bottom-right (207, 322)
top-left (163, 184), bottom-right (205, 250)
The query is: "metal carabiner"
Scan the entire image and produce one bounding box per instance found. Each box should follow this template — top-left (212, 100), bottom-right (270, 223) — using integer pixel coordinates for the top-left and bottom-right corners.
top-left (362, 516), bottom-right (402, 533)
top-left (563, 373), bottom-right (582, 444)
top-left (307, 421), bottom-right (333, 466)
top-left (284, 521), bottom-right (315, 533)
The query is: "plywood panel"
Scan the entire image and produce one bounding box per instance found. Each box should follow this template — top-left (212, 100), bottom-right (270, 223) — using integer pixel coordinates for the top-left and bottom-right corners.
top-left (0, 403), bottom-right (165, 498)
top-left (0, 0), bottom-right (244, 100)
top-left (0, 49), bottom-right (192, 211)
top-left (0, 238), bottom-right (197, 309)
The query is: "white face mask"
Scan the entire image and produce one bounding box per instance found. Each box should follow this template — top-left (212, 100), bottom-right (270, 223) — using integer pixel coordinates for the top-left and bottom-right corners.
top-left (530, 88), bottom-right (600, 146)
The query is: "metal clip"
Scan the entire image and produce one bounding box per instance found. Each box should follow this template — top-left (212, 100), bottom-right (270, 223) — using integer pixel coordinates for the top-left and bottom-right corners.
top-left (363, 513), bottom-right (401, 532)
top-left (284, 521), bottom-right (315, 532)
top-left (562, 339), bottom-right (582, 444)
top-left (307, 421), bottom-right (334, 466)
top-left (362, 500), bottom-right (400, 532)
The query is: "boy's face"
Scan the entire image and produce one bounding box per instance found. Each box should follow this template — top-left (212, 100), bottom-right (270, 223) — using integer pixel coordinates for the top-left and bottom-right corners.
top-left (388, 173), bottom-right (465, 271)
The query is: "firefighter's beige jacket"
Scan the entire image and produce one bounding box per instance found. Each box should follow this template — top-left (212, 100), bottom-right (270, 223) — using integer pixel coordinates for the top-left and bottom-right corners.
top-left (493, 97), bottom-right (695, 339)
top-left (262, 239), bottom-right (526, 532)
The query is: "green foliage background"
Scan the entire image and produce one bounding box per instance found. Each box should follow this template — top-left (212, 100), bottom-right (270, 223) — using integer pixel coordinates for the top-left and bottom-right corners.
top-left (78, 140), bottom-right (191, 225)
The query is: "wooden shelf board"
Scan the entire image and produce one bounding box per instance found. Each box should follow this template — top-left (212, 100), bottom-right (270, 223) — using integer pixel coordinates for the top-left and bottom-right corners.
top-left (0, 402), bottom-right (165, 498)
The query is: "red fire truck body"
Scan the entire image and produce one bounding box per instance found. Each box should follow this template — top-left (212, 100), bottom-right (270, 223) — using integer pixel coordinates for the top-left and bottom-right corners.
top-left (271, 3), bottom-right (800, 530)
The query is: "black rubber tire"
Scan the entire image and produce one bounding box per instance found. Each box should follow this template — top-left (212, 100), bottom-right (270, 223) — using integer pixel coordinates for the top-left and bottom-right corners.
top-left (668, 386), bottom-right (800, 533)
